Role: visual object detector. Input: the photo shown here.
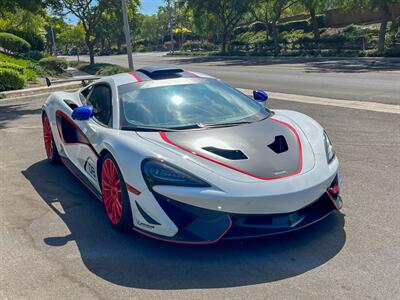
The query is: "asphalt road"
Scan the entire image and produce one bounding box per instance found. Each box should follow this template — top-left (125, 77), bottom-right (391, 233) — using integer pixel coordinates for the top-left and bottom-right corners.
top-left (69, 53), bottom-right (400, 105)
top-left (1, 80), bottom-right (399, 299)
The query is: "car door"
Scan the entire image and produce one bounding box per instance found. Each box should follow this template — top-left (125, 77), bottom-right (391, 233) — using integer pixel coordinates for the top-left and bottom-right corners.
top-left (58, 83), bottom-right (113, 188)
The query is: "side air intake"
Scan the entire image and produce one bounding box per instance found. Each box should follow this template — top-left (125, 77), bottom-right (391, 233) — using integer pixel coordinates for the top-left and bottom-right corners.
top-left (202, 147), bottom-right (248, 160)
top-left (268, 135), bottom-right (289, 153)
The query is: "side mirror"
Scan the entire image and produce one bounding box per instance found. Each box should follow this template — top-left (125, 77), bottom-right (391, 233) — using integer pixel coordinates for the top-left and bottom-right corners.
top-left (253, 90), bottom-right (268, 102)
top-left (71, 105), bottom-right (93, 121)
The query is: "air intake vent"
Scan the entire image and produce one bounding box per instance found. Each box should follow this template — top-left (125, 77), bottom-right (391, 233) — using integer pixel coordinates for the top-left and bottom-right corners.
top-left (202, 147), bottom-right (248, 160)
top-left (137, 65), bottom-right (184, 79)
top-left (268, 135), bottom-right (288, 153)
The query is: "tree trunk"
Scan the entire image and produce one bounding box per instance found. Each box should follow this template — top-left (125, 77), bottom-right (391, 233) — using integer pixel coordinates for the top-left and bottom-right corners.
top-left (310, 8), bottom-right (320, 42)
top-left (272, 22), bottom-right (279, 55)
top-left (88, 43), bottom-right (95, 64)
top-left (221, 28), bottom-right (228, 53)
top-left (85, 34), bottom-right (95, 64)
top-left (378, 4), bottom-right (390, 53)
top-left (391, 10), bottom-right (399, 33)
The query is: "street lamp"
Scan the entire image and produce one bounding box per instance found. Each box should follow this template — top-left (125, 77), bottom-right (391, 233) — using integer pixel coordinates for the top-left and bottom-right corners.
top-left (121, 0), bottom-right (134, 70)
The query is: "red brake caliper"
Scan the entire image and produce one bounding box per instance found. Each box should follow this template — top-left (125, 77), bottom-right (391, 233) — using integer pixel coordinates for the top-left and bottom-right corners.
top-left (101, 159), bottom-right (123, 224)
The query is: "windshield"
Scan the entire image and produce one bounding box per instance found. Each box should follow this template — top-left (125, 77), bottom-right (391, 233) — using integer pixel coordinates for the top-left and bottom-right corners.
top-left (118, 78), bottom-right (269, 130)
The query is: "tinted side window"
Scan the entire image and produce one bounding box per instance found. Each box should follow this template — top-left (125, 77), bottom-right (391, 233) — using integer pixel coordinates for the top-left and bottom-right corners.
top-left (87, 85), bottom-right (112, 126)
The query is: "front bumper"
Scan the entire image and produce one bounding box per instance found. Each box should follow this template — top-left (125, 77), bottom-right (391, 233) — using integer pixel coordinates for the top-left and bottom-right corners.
top-left (132, 178), bottom-right (342, 244)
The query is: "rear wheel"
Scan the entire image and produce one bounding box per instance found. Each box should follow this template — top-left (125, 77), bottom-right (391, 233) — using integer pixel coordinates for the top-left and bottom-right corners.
top-left (100, 154), bottom-right (133, 231)
top-left (42, 114), bottom-right (60, 164)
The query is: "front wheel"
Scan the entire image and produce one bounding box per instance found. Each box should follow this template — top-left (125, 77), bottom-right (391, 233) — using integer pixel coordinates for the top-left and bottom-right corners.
top-left (100, 154), bottom-right (133, 231)
top-left (42, 114), bottom-right (60, 164)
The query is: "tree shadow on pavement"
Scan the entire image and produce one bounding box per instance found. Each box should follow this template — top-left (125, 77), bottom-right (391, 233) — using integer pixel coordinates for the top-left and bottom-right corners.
top-left (23, 160), bottom-right (346, 290)
top-left (0, 103), bottom-right (42, 129)
top-left (169, 55), bottom-right (400, 73)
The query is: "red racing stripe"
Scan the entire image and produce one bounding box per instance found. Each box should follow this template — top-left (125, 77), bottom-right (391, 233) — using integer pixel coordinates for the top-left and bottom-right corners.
top-left (128, 72), bottom-right (142, 82)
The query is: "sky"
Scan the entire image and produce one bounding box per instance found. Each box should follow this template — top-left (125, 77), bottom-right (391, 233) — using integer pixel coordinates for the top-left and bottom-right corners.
top-left (139, 0), bottom-right (164, 15)
top-left (65, 0), bottom-right (163, 24)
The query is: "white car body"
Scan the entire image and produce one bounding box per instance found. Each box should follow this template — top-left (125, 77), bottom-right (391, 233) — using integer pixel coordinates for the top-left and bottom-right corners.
top-left (42, 66), bottom-right (342, 244)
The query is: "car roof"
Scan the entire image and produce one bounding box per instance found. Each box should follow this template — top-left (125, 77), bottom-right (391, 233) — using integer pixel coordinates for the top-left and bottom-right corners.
top-left (105, 65), bottom-right (216, 87)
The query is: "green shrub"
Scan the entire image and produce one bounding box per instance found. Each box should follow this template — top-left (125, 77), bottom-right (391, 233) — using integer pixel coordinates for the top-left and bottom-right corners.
top-left (278, 15), bottom-right (326, 34)
top-left (0, 62), bottom-right (24, 74)
top-left (68, 60), bottom-right (89, 68)
top-left (8, 29), bottom-right (45, 51)
top-left (182, 40), bottom-right (217, 51)
top-left (0, 68), bottom-right (26, 91)
top-left (24, 50), bottom-right (43, 61)
top-left (384, 47), bottom-right (400, 57)
top-left (79, 63), bottom-right (130, 75)
top-left (279, 19), bottom-right (311, 33)
top-left (249, 21), bottom-right (267, 33)
top-left (233, 25), bottom-right (250, 35)
top-left (0, 32), bottom-right (31, 54)
top-left (39, 57), bottom-right (68, 73)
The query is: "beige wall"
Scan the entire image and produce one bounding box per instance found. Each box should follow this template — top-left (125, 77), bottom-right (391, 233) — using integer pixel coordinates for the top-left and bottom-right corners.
top-left (326, 4), bottom-right (400, 27)
top-left (280, 4), bottom-right (400, 28)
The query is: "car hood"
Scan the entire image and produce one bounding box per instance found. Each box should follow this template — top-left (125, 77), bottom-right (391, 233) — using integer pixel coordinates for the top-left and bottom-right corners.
top-left (137, 117), bottom-right (315, 182)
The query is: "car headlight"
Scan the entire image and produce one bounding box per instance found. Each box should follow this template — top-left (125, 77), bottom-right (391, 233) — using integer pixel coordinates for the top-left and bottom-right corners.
top-left (142, 159), bottom-right (210, 188)
top-left (324, 131), bottom-right (335, 163)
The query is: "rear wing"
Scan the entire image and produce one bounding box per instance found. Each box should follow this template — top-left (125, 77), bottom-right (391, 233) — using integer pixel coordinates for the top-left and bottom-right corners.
top-left (45, 76), bottom-right (101, 87)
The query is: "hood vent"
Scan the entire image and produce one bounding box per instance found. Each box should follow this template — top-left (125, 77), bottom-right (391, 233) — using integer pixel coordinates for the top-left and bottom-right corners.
top-left (202, 147), bottom-right (248, 160)
top-left (268, 135), bottom-right (288, 153)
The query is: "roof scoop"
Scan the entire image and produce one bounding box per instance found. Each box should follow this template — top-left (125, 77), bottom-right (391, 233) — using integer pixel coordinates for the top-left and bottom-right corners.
top-left (137, 65), bottom-right (184, 79)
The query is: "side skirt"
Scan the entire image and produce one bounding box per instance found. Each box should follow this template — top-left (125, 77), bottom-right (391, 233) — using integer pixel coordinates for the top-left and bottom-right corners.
top-left (60, 156), bottom-right (102, 201)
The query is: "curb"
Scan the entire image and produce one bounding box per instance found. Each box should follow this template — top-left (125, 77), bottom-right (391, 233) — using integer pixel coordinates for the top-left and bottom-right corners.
top-left (0, 82), bottom-right (82, 99)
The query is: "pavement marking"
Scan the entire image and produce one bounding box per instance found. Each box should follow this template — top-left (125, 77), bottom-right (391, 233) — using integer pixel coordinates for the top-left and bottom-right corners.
top-left (238, 88), bottom-right (400, 114)
top-left (384, 70), bottom-right (400, 74)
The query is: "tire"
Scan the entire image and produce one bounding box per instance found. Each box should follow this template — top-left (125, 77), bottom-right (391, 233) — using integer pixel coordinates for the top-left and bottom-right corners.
top-left (42, 113), bottom-right (60, 164)
top-left (100, 153), bottom-right (133, 231)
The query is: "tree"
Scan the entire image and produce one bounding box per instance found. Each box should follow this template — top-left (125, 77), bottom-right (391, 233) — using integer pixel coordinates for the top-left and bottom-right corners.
top-left (301, 0), bottom-right (321, 42)
top-left (94, 0), bottom-right (139, 54)
top-left (370, 0), bottom-right (396, 53)
top-left (251, 0), bottom-right (298, 55)
top-left (0, 8), bottom-right (46, 51)
top-left (0, 0), bottom-right (43, 17)
top-left (58, 24), bottom-right (85, 61)
top-left (345, 0), bottom-right (398, 53)
top-left (48, 0), bottom-right (138, 64)
top-left (48, 0), bottom-right (106, 64)
top-left (188, 0), bottom-right (251, 53)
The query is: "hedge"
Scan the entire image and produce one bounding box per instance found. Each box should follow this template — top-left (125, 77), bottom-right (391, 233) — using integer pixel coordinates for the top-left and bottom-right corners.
top-left (39, 57), bottom-right (68, 73)
top-left (182, 40), bottom-right (217, 51)
top-left (0, 68), bottom-right (26, 91)
top-left (24, 50), bottom-right (43, 61)
top-left (0, 62), bottom-right (24, 74)
top-left (8, 29), bottom-right (45, 51)
top-left (0, 32), bottom-right (31, 54)
top-left (79, 63), bottom-right (130, 75)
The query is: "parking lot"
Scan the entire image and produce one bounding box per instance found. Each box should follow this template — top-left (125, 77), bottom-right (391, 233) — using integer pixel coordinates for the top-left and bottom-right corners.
top-left (1, 55), bottom-right (400, 299)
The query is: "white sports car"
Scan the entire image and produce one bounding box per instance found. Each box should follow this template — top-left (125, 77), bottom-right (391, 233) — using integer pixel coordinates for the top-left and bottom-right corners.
top-left (42, 65), bottom-right (342, 244)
